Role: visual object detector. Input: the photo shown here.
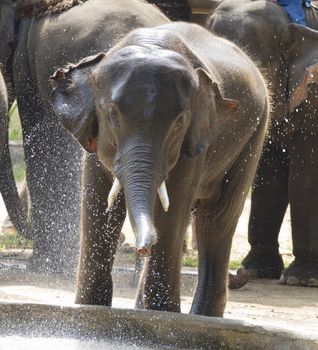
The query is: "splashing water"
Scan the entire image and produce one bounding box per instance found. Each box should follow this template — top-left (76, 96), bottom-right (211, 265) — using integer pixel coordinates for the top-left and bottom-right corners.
top-left (1, 337), bottom-right (173, 350)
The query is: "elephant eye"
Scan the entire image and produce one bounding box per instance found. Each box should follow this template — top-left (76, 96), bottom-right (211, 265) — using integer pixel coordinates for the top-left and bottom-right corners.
top-left (108, 104), bottom-right (120, 128)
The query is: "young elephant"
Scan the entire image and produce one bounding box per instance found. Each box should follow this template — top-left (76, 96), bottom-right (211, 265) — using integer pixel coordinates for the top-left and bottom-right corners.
top-left (52, 22), bottom-right (269, 316)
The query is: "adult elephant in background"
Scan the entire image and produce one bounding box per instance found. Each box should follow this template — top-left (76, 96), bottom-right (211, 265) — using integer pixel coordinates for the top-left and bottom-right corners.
top-left (51, 22), bottom-right (269, 316)
top-left (209, 0), bottom-right (318, 287)
top-left (11, 0), bottom-right (168, 275)
top-left (148, 0), bottom-right (192, 21)
top-left (0, 71), bottom-right (28, 238)
top-left (7, 0), bottom-right (247, 287)
top-left (0, 0), bottom-right (16, 106)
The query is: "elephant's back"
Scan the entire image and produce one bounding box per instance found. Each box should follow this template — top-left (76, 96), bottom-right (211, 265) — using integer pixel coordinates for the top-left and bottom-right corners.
top-left (208, 0), bottom-right (290, 61)
top-left (161, 22), bottom-right (268, 99)
top-left (207, 0), bottom-right (290, 125)
top-left (209, 0), bottom-right (288, 22)
top-left (22, 0), bottom-right (169, 106)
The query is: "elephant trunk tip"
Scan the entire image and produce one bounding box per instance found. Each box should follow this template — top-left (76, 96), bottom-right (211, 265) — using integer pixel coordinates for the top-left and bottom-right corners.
top-left (136, 246), bottom-right (152, 257)
top-left (133, 214), bottom-right (157, 257)
top-left (135, 230), bottom-right (157, 256)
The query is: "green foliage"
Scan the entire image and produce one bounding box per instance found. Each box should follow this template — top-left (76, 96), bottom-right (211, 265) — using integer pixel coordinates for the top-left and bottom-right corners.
top-left (283, 257), bottom-right (292, 268)
top-left (7, 101), bottom-right (26, 182)
top-left (0, 232), bottom-right (33, 251)
top-left (229, 259), bottom-right (241, 270)
top-left (8, 102), bottom-right (22, 141)
top-left (182, 254), bottom-right (198, 267)
top-left (182, 251), bottom-right (244, 270)
top-left (13, 161), bottom-right (26, 183)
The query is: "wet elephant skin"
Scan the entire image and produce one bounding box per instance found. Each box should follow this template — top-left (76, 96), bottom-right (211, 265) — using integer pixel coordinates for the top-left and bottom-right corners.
top-left (209, 0), bottom-right (318, 287)
top-left (52, 22), bottom-right (269, 316)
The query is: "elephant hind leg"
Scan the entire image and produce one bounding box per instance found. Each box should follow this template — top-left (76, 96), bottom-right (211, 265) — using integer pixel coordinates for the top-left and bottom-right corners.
top-left (281, 132), bottom-right (318, 287)
top-left (191, 179), bottom-right (252, 315)
top-left (191, 127), bottom-right (266, 317)
top-left (190, 197), bottom-right (234, 317)
top-left (242, 141), bottom-right (289, 278)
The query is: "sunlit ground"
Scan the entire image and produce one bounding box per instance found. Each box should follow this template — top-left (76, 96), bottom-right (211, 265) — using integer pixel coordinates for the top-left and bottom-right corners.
top-left (0, 186), bottom-right (317, 336)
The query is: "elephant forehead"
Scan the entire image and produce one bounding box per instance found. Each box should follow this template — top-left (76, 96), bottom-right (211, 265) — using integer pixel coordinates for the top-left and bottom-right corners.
top-left (96, 60), bottom-right (192, 117)
top-left (97, 44), bottom-right (192, 81)
top-left (109, 68), bottom-right (185, 121)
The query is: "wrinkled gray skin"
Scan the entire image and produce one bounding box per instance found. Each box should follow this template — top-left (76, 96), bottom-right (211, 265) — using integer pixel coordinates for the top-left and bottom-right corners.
top-left (0, 0), bottom-right (16, 106)
top-left (52, 22), bottom-right (269, 316)
top-left (209, 0), bottom-right (318, 287)
top-left (0, 70), bottom-right (28, 237)
top-left (7, 0), bottom-right (168, 275)
top-left (1, 0), bottom-right (247, 284)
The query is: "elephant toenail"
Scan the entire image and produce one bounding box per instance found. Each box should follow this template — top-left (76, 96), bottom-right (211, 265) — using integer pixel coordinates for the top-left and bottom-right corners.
top-left (299, 279), bottom-right (307, 286)
top-left (245, 268), bottom-right (257, 278)
top-left (308, 278), bottom-right (318, 287)
top-left (286, 276), bottom-right (299, 286)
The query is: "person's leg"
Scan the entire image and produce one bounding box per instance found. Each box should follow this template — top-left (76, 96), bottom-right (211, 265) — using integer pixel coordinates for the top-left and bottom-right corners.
top-left (277, 0), bottom-right (306, 25)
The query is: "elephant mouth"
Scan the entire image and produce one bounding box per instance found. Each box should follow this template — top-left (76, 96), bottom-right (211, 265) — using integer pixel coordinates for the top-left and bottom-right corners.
top-left (107, 176), bottom-right (170, 256)
top-left (107, 177), bottom-right (170, 213)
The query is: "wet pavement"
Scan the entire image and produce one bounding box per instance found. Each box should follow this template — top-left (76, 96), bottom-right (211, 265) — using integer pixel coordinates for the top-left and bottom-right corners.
top-left (0, 193), bottom-right (317, 337)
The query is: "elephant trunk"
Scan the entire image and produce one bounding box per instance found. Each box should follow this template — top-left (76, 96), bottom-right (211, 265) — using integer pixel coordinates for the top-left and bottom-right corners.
top-left (0, 117), bottom-right (29, 238)
top-left (0, 75), bottom-right (29, 238)
top-left (116, 143), bottom-right (164, 256)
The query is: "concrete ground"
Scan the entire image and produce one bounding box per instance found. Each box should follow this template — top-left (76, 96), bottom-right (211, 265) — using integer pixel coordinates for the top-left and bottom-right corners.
top-left (0, 193), bottom-right (317, 337)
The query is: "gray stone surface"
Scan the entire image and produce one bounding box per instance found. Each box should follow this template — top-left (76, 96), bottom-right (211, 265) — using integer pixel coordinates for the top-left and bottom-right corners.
top-left (0, 303), bottom-right (317, 350)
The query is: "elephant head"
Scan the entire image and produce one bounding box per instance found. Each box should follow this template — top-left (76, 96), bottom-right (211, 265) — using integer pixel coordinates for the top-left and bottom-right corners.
top-left (51, 28), bottom-right (238, 255)
top-left (287, 24), bottom-right (318, 113)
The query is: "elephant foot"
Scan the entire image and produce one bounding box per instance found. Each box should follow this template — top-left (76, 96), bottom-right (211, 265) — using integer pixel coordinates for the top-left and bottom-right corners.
top-left (280, 259), bottom-right (318, 287)
top-left (241, 249), bottom-right (284, 279)
top-left (190, 286), bottom-right (226, 317)
top-left (228, 268), bottom-right (249, 289)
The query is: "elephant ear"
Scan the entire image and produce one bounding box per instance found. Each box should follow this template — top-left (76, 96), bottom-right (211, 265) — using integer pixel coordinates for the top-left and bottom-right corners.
top-left (50, 53), bottom-right (105, 153)
top-left (287, 24), bottom-right (318, 113)
top-left (181, 68), bottom-right (239, 159)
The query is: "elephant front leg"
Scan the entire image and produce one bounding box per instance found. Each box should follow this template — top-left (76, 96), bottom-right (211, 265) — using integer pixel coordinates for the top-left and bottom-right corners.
top-left (141, 243), bottom-right (184, 312)
top-left (76, 154), bottom-right (126, 305)
top-left (191, 129), bottom-right (267, 316)
top-left (281, 132), bottom-right (318, 287)
top-left (137, 161), bottom-right (201, 312)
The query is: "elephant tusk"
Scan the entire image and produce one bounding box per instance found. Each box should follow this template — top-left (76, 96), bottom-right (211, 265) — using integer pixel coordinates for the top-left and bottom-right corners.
top-left (107, 177), bottom-right (122, 209)
top-left (157, 181), bottom-right (169, 212)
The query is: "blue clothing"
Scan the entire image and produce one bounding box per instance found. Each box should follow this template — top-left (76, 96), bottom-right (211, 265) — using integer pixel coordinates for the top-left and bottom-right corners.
top-left (277, 0), bottom-right (309, 25)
